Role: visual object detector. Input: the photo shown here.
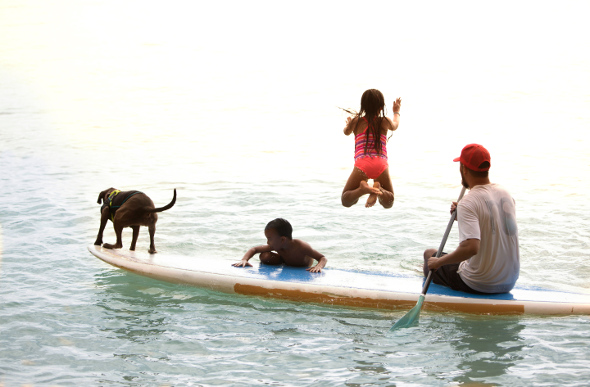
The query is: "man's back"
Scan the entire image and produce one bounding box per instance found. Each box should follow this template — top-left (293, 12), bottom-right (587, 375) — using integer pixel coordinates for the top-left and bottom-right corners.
top-left (457, 183), bottom-right (520, 293)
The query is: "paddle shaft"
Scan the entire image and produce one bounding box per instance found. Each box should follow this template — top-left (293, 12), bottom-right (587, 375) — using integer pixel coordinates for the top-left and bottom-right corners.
top-left (422, 186), bottom-right (467, 295)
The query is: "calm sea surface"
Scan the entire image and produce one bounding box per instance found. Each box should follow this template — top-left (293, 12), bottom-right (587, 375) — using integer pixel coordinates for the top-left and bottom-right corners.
top-left (1, 1), bottom-right (590, 386)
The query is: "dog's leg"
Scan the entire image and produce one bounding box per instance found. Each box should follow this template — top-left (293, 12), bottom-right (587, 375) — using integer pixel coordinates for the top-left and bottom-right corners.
top-left (103, 223), bottom-right (124, 250)
top-left (130, 226), bottom-right (140, 251)
top-left (148, 224), bottom-right (157, 254)
top-left (94, 209), bottom-right (109, 246)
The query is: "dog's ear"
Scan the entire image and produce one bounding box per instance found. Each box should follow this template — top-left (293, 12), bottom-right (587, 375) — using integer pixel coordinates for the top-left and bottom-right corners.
top-left (97, 188), bottom-right (115, 204)
top-left (97, 190), bottom-right (106, 204)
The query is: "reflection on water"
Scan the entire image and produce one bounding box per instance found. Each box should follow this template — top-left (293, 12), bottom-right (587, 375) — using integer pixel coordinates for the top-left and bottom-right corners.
top-left (448, 316), bottom-right (525, 384)
top-left (94, 272), bottom-right (170, 344)
top-left (346, 314), bottom-right (526, 385)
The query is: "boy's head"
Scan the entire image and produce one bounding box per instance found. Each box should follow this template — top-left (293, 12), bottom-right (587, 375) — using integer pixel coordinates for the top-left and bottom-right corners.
top-left (265, 218), bottom-right (293, 240)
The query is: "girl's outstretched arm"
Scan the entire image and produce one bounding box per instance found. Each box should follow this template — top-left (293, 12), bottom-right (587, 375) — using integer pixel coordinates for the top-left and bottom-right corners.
top-left (343, 117), bottom-right (356, 136)
top-left (390, 97), bottom-right (402, 131)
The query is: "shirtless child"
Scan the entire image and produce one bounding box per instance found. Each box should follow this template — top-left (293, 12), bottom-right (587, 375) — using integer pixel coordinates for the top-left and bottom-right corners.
top-left (232, 218), bottom-right (327, 273)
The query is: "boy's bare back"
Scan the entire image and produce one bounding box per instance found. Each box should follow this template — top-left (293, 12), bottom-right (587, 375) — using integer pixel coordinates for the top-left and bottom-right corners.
top-left (275, 239), bottom-right (322, 268)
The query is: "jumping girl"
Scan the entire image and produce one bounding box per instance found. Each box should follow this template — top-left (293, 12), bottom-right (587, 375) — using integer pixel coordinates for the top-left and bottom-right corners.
top-left (341, 89), bottom-right (401, 208)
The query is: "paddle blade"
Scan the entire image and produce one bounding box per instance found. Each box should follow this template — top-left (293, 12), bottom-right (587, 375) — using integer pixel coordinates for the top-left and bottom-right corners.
top-left (389, 295), bottom-right (424, 331)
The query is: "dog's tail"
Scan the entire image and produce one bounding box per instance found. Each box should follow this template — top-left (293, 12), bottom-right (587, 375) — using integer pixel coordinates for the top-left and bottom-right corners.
top-left (149, 189), bottom-right (177, 213)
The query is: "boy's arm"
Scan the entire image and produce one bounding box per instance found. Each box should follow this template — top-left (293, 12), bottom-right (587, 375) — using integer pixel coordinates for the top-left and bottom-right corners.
top-left (233, 245), bottom-right (272, 267)
top-left (305, 246), bottom-right (327, 273)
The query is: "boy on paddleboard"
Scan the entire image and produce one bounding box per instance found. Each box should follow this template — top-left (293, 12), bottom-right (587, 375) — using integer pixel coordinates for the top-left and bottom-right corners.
top-left (423, 144), bottom-right (520, 294)
top-left (233, 218), bottom-right (327, 273)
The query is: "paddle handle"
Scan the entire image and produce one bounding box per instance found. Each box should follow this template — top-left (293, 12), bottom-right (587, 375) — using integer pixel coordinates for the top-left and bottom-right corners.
top-left (422, 186), bottom-right (467, 295)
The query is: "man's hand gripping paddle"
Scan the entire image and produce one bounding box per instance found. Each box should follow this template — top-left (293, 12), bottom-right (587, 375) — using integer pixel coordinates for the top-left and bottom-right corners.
top-left (389, 186), bottom-right (466, 332)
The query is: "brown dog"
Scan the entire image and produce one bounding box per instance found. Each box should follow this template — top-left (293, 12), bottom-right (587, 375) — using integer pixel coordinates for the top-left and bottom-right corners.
top-left (94, 188), bottom-right (176, 254)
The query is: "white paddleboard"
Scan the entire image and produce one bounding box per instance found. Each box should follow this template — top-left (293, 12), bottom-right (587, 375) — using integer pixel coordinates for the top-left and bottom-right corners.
top-left (88, 245), bottom-right (590, 316)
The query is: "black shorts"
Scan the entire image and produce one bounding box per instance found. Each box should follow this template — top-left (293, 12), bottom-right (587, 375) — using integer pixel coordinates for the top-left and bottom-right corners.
top-left (431, 253), bottom-right (487, 295)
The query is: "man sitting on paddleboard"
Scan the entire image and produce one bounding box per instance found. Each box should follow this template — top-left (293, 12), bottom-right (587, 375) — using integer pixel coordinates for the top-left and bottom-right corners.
top-left (423, 144), bottom-right (520, 294)
top-left (233, 218), bottom-right (327, 273)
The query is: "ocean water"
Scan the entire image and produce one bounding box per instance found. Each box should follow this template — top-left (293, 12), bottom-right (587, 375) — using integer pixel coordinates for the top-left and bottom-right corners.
top-left (1, 1), bottom-right (590, 386)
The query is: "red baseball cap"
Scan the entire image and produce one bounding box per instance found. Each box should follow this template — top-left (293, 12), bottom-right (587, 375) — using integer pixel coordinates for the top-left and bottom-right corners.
top-left (453, 144), bottom-right (491, 171)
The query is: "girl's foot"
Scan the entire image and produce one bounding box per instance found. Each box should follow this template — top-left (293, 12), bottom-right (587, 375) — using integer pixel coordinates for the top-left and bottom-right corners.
top-left (365, 182), bottom-right (382, 208)
top-left (359, 180), bottom-right (375, 194)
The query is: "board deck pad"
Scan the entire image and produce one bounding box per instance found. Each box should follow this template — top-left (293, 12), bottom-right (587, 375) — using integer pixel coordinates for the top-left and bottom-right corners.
top-left (88, 245), bottom-right (590, 315)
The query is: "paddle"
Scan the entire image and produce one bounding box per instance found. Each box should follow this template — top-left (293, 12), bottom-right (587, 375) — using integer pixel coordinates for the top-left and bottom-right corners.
top-left (389, 186), bottom-right (466, 331)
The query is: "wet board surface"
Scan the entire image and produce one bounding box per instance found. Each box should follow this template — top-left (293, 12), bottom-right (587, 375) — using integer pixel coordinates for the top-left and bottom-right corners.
top-left (88, 245), bottom-right (590, 315)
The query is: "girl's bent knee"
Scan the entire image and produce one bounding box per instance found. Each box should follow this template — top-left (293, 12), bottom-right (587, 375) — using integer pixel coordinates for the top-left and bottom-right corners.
top-left (382, 200), bottom-right (394, 209)
top-left (341, 195), bottom-right (357, 208)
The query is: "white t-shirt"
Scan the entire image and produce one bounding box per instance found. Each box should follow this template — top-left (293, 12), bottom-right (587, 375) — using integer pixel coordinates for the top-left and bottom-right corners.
top-left (457, 183), bottom-right (520, 293)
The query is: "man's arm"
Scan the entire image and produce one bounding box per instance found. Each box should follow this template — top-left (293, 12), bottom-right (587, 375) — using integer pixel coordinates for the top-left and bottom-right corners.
top-left (427, 239), bottom-right (479, 271)
top-left (232, 245), bottom-right (272, 267)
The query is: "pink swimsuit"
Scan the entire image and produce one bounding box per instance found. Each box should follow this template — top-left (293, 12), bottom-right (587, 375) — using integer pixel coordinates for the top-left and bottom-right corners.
top-left (353, 119), bottom-right (388, 179)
